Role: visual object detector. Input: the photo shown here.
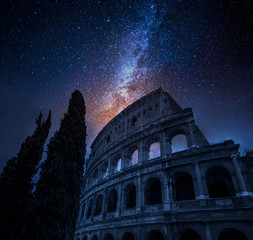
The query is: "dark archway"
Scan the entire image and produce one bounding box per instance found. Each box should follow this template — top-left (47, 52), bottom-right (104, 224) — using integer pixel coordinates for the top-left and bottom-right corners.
top-left (122, 232), bottom-right (135, 240)
top-left (91, 235), bottom-right (98, 240)
top-left (86, 199), bottom-right (93, 219)
top-left (179, 229), bottom-right (201, 240)
top-left (107, 189), bottom-right (118, 212)
top-left (206, 166), bottom-right (235, 198)
top-left (125, 183), bottom-right (136, 208)
top-left (175, 172), bottom-right (195, 201)
top-left (147, 230), bottom-right (165, 240)
top-left (218, 228), bottom-right (248, 240)
top-left (104, 233), bottom-right (114, 240)
top-left (94, 194), bottom-right (103, 216)
top-left (83, 236), bottom-right (87, 240)
top-left (145, 178), bottom-right (162, 205)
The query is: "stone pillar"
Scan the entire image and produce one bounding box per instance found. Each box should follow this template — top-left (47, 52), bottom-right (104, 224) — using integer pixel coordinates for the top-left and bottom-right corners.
top-left (136, 175), bottom-right (143, 213)
top-left (163, 172), bottom-right (171, 210)
top-left (194, 162), bottom-right (205, 199)
top-left (160, 131), bottom-right (171, 157)
top-left (231, 154), bottom-right (249, 196)
top-left (138, 139), bottom-right (148, 164)
top-left (102, 188), bottom-right (107, 219)
top-left (188, 121), bottom-right (196, 147)
top-left (117, 184), bottom-right (122, 217)
top-left (205, 223), bottom-right (212, 240)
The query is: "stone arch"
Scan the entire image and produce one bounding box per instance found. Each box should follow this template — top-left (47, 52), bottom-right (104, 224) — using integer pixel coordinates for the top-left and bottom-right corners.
top-left (100, 161), bottom-right (109, 178)
top-left (124, 183), bottom-right (136, 208)
top-left (144, 135), bottom-right (161, 160)
top-left (145, 177), bottom-right (163, 205)
top-left (86, 199), bottom-right (93, 219)
top-left (94, 194), bottom-right (103, 216)
top-left (175, 172), bottom-right (195, 201)
top-left (107, 188), bottom-right (118, 212)
top-left (92, 168), bottom-right (98, 183)
top-left (146, 229), bottom-right (165, 240)
top-left (171, 134), bottom-right (188, 153)
top-left (206, 166), bottom-right (235, 198)
top-left (104, 233), bottom-right (114, 240)
top-left (179, 229), bottom-right (201, 240)
top-left (122, 232), bottom-right (135, 240)
top-left (111, 155), bottom-right (122, 173)
top-left (91, 235), bottom-right (98, 240)
top-left (125, 146), bottom-right (139, 167)
top-left (218, 228), bottom-right (248, 240)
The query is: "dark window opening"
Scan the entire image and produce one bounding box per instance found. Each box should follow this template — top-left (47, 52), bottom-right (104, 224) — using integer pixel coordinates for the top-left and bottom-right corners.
top-left (104, 233), bottom-right (114, 240)
top-left (107, 135), bottom-right (110, 143)
top-left (122, 232), bottom-right (135, 240)
top-left (206, 166), bottom-right (235, 198)
top-left (94, 194), bottom-right (103, 216)
top-left (91, 236), bottom-right (98, 240)
top-left (175, 173), bottom-right (195, 201)
top-left (147, 230), bottom-right (164, 240)
top-left (132, 116), bottom-right (138, 126)
top-left (83, 236), bottom-right (87, 240)
top-left (107, 189), bottom-right (117, 212)
top-left (179, 229), bottom-right (201, 240)
top-left (145, 178), bottom-right (162, 205)
top-left (125, 184), bottom-right (136, 208)
top-left (218, 228), bottom-right (248, 240)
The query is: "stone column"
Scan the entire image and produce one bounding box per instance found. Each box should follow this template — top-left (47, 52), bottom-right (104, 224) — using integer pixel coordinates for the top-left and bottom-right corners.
top-left (231, 154), bottom-right (249, 196)
top-left (138, 139), bottom-right (148, 164)
top-left (160, 131), bottom-right (171, 157)
top-left (136, 175), bottom-right (143, 213)
top-left (163, 172), bottom-right (171, 210)
top-left (117, 184), bottom-right (122, 217)
top-left (194, 162), bottom-right (205, 199)
top-left (102, 188), bottom-right (107, 219)
top-left (205, 223), bottom-right (212, 240)
top-left (188, 121), bottom-right (196, 147)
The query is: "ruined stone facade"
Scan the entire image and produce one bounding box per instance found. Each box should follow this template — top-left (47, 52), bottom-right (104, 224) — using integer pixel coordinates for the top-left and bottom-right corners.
top-left (75, 88), bottom-right (253, 240)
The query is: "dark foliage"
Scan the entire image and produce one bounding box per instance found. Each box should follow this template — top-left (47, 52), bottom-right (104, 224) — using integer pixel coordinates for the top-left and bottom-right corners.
top-left (0, 112), bottom-right (51, 240)
top-left (32, 90), bottom-right (86, 240)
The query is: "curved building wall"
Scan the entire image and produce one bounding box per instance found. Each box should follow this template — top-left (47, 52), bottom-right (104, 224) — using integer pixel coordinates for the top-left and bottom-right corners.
top-left (75, 88), bottom-right (253, 240)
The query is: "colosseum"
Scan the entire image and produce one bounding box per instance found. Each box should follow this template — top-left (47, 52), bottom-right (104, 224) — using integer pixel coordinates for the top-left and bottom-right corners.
top-left (75, 88), bottom-right (253, 240)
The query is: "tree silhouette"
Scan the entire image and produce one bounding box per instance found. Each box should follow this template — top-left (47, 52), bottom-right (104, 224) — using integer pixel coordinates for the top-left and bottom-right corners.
top-left (0, 111), bottom-right (51, 240)
top-left (32, 90), bottom-right (86, 240)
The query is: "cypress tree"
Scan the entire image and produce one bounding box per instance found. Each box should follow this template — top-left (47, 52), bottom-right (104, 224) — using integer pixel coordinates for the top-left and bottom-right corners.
top-left (33, 90), bottom-right (86, 240)
top-left (0, 111), bottom-right (51, 240)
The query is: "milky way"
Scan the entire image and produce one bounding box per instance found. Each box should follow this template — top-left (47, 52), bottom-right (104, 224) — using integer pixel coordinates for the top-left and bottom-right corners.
top-left (1, 0), bottom-right (252, 170)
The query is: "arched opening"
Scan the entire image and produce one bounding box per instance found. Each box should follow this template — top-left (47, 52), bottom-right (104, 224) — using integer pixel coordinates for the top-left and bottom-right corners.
top-left (149, 142), bottom-right (161, 159)
top-left (124, 183), bottom-right (136, 209)
top-left (145, 177), bottom-right (162, 205)
top-left (104, 233), bottom-right (114, 240)
top-left (179, 229), bottom-right (201, 240)
top-left (122, 232), bottom-right (135, 240)
top-left (100, 161), bottom-right (109, 178)
top-left (112, 156), bottom-right (121, 173)
top-left (206, 166), bottom-right (235, 198)
top-left (83, 236), bottom-right (87, 240)
top-left (91, 235), bottom-right (98, 240)
top-left (131, 149), bottom-right (138, 165)
top-left (147, 230), bottom-right (165, 240)
top-left (175, 172), bottom-right (195, 201)
top-left (86, 199), bottom-right (93, 219)
top-left (92, 168), bottom-right (98, 182)
top-left (94, 194), bottom-right (103, 216)
top-left (218, 228), bottom-right (248, 240)
top-left (171, 134), bottom-right (188, 153)
top-left (107, 189), bottom-right (118, 212)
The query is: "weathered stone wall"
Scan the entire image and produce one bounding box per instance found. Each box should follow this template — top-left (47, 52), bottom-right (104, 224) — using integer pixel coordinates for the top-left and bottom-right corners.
top-left (75, 89), bottom-right (253, 240)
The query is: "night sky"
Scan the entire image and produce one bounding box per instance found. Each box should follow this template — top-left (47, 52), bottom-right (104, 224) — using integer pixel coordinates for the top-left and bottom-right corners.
top-left (1, 0), bottom-right (252, 171)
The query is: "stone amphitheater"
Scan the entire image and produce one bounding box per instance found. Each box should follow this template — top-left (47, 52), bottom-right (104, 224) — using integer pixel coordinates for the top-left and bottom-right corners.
top-left (75, 88), bottom-right (253, 240)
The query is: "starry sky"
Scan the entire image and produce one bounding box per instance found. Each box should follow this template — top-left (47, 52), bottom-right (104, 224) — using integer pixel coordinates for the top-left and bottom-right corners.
top-left (1, 0), bottom-right (252, 171)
